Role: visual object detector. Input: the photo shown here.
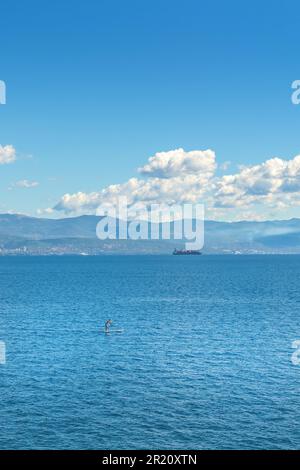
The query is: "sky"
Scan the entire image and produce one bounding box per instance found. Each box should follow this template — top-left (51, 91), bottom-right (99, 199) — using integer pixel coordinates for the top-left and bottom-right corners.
top-left (1, 0), bottom-right (300, 221)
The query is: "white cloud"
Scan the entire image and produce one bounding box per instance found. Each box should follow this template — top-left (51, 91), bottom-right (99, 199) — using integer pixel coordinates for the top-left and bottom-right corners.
top-left (37, 207), bottom-right (54, 216)
top-left (54, 174), bottom-right (214, 215)
top-left (53, 148), bottom-right (300, 221)
top-left (215, 155), bottom-right (300, 208)
top-left (138, 148), bottom-right (216, 178)
top-left (0, 145), bottom-right (16, 165)
top-left (54, 149), bottom-right (217, 215)
top-left (14, 179), bottom-right (39, 189)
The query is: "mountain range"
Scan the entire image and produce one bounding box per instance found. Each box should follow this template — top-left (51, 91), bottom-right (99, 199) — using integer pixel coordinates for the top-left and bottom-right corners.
top-left (0, 213), bottom-right (300, 255)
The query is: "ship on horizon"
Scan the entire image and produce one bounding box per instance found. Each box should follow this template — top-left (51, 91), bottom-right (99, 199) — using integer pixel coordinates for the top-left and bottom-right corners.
top-left (173, 248), bottom-right (202, 255)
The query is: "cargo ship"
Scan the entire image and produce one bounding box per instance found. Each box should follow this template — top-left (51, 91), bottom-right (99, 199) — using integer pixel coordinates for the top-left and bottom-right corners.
top-left (173, 249), bottom-right (202, 255)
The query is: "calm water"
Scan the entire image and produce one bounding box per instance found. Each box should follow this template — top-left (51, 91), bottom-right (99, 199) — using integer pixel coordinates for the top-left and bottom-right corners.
top-left (1, 255), bottom-right (300, 450)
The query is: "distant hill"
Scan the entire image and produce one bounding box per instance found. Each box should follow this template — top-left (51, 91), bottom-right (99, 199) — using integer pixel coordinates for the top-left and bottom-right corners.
top-left (1, 213), bottom-right (300, 254)
top-left (0, 214), bottom-right (100, 239)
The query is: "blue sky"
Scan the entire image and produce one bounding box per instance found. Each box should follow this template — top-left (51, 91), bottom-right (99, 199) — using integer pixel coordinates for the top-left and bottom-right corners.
top-left (1, 0), bottom-right (300, 220)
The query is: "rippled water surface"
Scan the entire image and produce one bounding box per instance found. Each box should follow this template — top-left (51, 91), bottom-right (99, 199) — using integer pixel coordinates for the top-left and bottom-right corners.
top-left (1, 255), bottom-right (300, 449)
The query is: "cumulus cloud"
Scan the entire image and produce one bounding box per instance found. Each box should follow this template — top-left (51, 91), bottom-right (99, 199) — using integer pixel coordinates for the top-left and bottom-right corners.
top-left (53, 148), bottom-right (300, 220)
top-left (215, 156), bottom-right (300, 208)
top-left (54, 148), bottom-right (217, 215)
top-left (54, 175), bottom-right (214, 215)
top-left (0, 145), bottom-right (16, 164)
top-left (138, 148), bottom-right (216, 178)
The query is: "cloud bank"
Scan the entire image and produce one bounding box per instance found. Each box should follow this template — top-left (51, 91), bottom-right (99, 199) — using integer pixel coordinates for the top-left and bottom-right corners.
top-left (53, 148), bottom-right (300, 221)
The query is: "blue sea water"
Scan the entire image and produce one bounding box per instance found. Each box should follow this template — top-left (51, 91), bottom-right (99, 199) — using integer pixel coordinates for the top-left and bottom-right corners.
top-left (1, 255), bottom-right (300, 450)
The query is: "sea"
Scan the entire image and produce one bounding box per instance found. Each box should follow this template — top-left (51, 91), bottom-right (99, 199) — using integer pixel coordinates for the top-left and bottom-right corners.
top-left (1, 255), bottom-right (300, 450)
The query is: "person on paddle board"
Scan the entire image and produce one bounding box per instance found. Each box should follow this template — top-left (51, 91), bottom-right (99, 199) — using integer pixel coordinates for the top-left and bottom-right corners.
top-left (105, 319), bottom-right (113, 332)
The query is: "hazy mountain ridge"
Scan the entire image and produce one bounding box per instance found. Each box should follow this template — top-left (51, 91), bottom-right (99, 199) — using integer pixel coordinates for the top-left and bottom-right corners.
top-left (0, 213), bottom-right (300, 254)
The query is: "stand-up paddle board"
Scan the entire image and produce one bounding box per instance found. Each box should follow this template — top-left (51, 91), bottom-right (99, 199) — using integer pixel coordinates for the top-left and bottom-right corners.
top-left (102, 329), bottom-right (124, 334)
